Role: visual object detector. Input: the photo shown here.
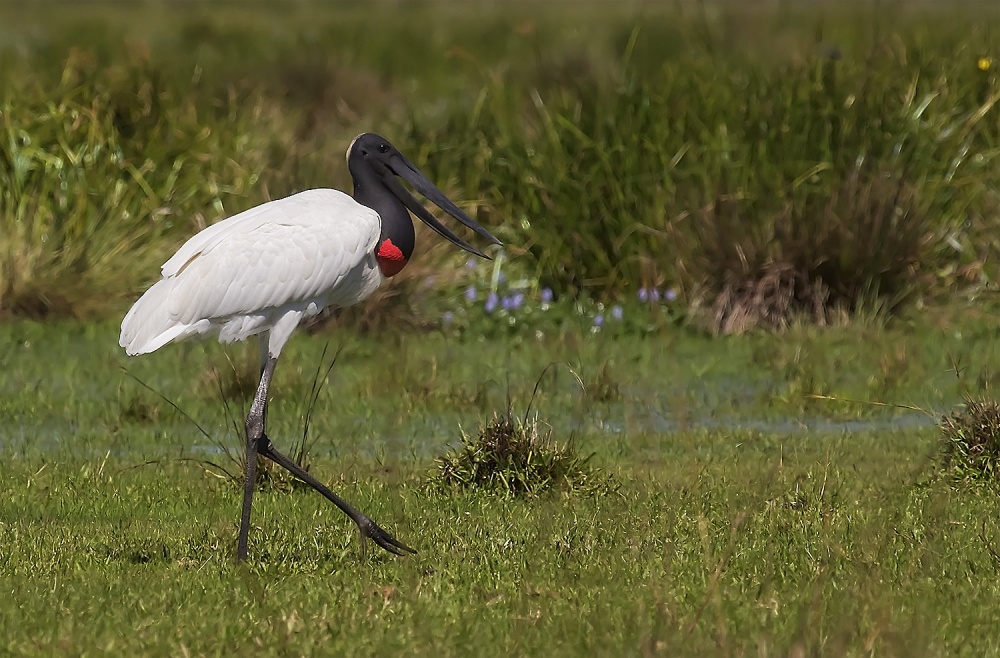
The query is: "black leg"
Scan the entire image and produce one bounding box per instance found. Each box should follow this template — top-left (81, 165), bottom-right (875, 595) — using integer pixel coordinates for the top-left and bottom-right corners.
top-left (236, 356), bottom-right (277, 562)
top-left (258, 438), bottom-right (417, 557)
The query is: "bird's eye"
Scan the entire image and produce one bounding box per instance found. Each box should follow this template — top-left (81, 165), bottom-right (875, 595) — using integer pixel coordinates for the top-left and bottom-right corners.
top-left (378, 143), bottom-right (389, 153)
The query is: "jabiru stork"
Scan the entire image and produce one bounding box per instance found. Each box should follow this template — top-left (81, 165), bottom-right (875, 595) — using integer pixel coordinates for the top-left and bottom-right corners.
top-left (120, 133), bottom-right (501, 561)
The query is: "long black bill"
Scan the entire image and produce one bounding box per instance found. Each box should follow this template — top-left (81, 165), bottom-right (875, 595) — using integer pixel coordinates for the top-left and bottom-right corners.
top-left (386, 153), bottom-right (502, 258)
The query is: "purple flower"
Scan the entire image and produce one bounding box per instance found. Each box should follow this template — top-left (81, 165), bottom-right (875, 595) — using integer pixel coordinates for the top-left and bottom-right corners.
top-left (497, 272), bottom-right (507, 285)
top-left (665, 288), bottom-right (678, 302)
top-left (593, 314), bottom-right (604, 327)
top-left (513, 292), bottom-right (525, 309)
top-left (611, 305), bottom-right (623, 321)
top-left (442, 311), bottom-right (454, 325)
top-left (465, 286), bottom-right (478, 302)
top-left (638, 288), bottom-right (649, 303)
top-left (465, 258), bottom-right (477, 270)
top-left (485, 293), bottom-right (499, 314)
top-left (541, 288), bottom-right (554, 304)
top-left (501, 295), bottom-right (515, 311)
top-left (650, 289), bottom-right (661, 303)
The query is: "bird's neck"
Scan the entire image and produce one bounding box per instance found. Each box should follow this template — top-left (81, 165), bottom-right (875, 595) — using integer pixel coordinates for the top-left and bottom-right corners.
top-left (353, 175), bottom-right (415, 278)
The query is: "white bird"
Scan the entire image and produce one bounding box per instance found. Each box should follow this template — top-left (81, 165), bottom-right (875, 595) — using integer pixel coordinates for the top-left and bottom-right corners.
top-left (120, 133), bottom-right (501, 561)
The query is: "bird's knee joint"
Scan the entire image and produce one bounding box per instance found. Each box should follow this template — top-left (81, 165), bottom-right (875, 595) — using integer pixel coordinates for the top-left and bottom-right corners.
top-left (245, 417), bottom-right (264, 442)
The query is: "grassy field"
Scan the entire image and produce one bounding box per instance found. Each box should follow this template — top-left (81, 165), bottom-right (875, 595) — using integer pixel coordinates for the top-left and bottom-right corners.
top-left (3, 313), bottom-right (1000, 656)
top-left (3, 431), bottom-right (999, 656)
top-left (2, 1), bottom-right (1000, 656)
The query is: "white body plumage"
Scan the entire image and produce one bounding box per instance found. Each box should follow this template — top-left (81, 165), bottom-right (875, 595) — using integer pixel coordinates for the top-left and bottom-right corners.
top-left (120, 188), bottom-right (385, 359)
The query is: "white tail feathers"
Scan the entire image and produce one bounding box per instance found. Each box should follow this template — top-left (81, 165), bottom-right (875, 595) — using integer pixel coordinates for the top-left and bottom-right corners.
top-left (119, 280), bottom-right (207, 355)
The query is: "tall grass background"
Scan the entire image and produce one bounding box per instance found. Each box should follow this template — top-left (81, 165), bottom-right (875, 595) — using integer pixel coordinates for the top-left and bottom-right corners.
top-left (1, 1), bottom-right (997, 329)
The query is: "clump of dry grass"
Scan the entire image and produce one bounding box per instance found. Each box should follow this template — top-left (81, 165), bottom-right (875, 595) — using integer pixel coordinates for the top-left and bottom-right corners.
top-left (707, 261), bottom-right (830, 335)
top-left (431, 410), bottom-right (613, 497)
top-left (688, 168), bottom-right (934, 334)
top-left (939, 397), bottom-right (1000, 484)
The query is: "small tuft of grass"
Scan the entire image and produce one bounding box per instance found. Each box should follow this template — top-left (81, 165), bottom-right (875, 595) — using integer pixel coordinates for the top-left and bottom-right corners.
top-left (939, 397), bottom-right (1000, 483)
top-left (431, 411), bottom-right (612, 497)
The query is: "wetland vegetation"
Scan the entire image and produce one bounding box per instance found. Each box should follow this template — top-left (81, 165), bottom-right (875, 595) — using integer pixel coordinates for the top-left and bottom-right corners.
top-left (1, 1), bottom-right (1000, 656)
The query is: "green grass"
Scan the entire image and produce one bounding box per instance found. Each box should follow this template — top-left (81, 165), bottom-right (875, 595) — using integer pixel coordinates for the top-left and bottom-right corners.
top-left (3, 430), bottom-right (1000, 656)
top-left (3, 310), bottom-right (1000, 655)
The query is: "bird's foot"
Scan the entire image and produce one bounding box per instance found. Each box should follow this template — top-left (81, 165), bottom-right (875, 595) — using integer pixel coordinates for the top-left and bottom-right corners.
top-left (356, 514), bottom-right (417, 558)
top-left (254, 437), bottom-right (417, 559)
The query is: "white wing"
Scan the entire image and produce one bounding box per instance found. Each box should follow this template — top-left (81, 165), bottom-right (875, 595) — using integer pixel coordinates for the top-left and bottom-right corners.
top-left (121, 189), bottom-right (383, 354)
